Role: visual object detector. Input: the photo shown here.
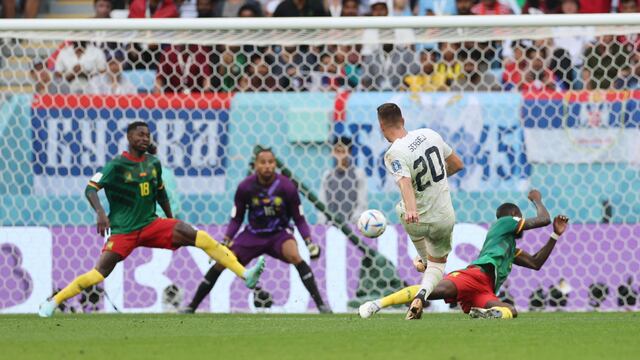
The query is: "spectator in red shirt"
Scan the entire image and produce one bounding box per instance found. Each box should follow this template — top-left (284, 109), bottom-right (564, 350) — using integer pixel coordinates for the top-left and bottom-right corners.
top-left (578, 0), bottom-right (610, 13)
top-left (503, 40), bottom-right (530, 91)
top-left (129, 0), bottom-right (179, 18)
top-left (471, 0), bottom-right (513, 15)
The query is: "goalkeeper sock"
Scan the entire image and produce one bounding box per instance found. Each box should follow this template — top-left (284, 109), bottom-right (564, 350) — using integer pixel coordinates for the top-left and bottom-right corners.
top-left (195, 231), bottom-right (246, 279)
top-left (490, 306), bottom-right (514, 319)
top-left (53, 269), bottom-right (104, 305)
top-left (188, 265), bottom-right (224, 310)
top-left (295, 261), bottom-right (325, 307)
top-left (380, 285), bottom-right (421, 308)
top-left (418, 261), bottom-right (446, 300)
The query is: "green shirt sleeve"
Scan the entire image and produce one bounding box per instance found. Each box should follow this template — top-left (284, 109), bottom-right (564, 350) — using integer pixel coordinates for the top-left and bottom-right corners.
top-left (89, 161), bottom-right (116, 189)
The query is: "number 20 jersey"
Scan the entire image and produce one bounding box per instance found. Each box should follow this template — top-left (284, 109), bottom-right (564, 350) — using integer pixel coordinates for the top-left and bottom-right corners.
top-left (384, 128), bottom-right (455, 223)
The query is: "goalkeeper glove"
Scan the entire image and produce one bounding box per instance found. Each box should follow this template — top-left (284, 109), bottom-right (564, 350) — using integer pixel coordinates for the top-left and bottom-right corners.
top-left (305, 239), bottom-right (321, 259)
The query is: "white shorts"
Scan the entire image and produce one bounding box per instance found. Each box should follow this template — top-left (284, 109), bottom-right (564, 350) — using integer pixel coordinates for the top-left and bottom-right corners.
top-left (400, 212), bottom-right (455, 259)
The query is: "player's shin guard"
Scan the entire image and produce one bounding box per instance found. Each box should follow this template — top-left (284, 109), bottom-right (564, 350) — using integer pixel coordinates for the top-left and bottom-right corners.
top-left (53, 269), bottom-right (104, 304)
top-left (188, 266), bottom-right (224, 311)
top-left (490, 306), bottom-right (514, 319)
top-left (295, 261), bottom-right (326, 309)
top-left (418, 261), bottom-right (446, 300)
top-left (380, 285), bottom-right (420, 308)
top-left (195, 231), bottom-right (246, 278)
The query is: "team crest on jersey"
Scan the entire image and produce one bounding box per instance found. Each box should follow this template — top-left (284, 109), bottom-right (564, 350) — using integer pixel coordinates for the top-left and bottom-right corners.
top-left (252, 197), bottom-right (260, 206)
top-left (391, 160), bottom-right (402, 173)
top-left (151, 168), bottom-right (157, 178)
top-left (273, 197), bottom-right (283, 206)
top-left (125, 172), bottom-right (133, 182)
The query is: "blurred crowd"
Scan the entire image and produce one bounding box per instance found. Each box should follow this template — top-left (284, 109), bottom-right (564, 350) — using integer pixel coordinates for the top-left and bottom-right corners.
top-left (28, 0), bottom-right (640, 94)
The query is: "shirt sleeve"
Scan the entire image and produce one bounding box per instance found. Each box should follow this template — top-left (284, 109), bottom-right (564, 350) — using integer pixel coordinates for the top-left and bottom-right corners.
top-left (429, 129), bottom-right (453, 158)
top-left (224, 183), bottom-right (248, 240)
top-left (88, 161), bottom-right (115, 190)
top-left (512, 216), bottom-right (525, 235)
top-left (441, 138), bottom-right (453, 158)
top-left (384, 148), bottom-right (411, 182)
top-left (286, 180), bottom-right (311, 239)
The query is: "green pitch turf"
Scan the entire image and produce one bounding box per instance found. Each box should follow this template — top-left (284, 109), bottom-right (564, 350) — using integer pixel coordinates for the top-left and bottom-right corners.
top-left (1, 312), bottom-right (638, 360)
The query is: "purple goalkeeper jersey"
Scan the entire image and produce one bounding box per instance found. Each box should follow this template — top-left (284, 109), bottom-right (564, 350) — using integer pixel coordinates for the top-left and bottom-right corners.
top-left (224, 173), bottom-right (311, 240)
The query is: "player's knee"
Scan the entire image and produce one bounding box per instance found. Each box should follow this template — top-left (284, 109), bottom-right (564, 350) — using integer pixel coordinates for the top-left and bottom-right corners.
top-left (285, 252), bottom-right (303, 265)
top-left (213, 262), bottom-right (226, 272)
top-left (173, 221), bottom-right (197, 244)
top-left (95, 265), bottom-right (114, 278)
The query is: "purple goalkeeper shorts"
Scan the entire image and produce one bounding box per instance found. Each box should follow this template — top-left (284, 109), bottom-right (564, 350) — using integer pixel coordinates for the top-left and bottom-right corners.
top-left (229, 229), bottom-right (295, 265)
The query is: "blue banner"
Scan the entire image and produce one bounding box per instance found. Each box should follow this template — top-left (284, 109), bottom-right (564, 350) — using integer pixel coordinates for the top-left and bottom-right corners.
top-left (340, 92), bottom-right (530, 192)
top-left (31, 94), bottom-right (229, 195)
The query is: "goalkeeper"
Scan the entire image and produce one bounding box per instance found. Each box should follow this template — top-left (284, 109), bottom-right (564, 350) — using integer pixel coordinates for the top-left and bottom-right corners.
top-left (360, 191), bottom-right (569, 319)
top-left (183, 148), bottom-right (331, 313)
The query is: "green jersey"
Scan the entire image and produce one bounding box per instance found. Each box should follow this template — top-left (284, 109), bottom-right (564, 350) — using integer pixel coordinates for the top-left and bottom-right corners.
top-left (471, 216), bottom-right (525, 293)
top-left (89, 152), bottom-right (164, 234)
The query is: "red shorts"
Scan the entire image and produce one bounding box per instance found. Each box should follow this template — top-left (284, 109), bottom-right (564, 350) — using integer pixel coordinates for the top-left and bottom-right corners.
top-left (444, 266), bottom-right (499, 313)
top-left (102, 218), bottom-right (179, 259)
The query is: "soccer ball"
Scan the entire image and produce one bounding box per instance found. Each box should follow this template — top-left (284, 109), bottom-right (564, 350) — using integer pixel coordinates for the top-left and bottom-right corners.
top-left (357, 209), bottom-right (387, 238)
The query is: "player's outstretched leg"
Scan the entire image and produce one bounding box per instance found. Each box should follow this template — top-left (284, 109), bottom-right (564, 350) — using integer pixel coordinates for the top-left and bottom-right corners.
top-left (407, 260), bottom-right (446, 320)
top-left (39, 252), bottom-right (120, 318)
top-left (244, 256), bottom-right (265, 289)
top-left (172, 223), bottom-right (265, 289)
top-left (359, 285), bottom-right (420, 318)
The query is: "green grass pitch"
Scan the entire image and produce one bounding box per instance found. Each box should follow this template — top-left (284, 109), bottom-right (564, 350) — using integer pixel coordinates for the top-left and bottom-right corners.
top-left (2, 312), bottom-right (638, 360)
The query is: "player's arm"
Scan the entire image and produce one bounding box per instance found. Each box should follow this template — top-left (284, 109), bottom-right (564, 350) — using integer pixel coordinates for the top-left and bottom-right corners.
top-left (397, 177), bottom-right (419, 223)
top-left (445, 151), bottom-right (464, 177)
top-left (154, 162), bottom-right (174, 218)
top-left (85, 170), bottom-right (110, 236)
top-left (514, 215), bottom-right (569, 270)
top-left (521, 189), bottom-right (551, 231)
top-left (223, 185), bottom-right (248, 245)
top-left (287, 183), bottom-right (321, 259)
top-left (385, 151), bottom-right (418, 223)
top-left (157, 186), bottom-right (173, 218)
top-left (438, 133), bottom-right (463, 177)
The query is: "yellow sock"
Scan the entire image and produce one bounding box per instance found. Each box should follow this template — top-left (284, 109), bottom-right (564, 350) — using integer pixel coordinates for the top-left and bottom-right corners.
top-left (195, 231), bottom-right (246, 278)
top-left (380, 285), bottom-right (421, 308)
top-left (53, 269), bottom-right (104, 305)
top-left (491, 306), bottom-right (514, 319)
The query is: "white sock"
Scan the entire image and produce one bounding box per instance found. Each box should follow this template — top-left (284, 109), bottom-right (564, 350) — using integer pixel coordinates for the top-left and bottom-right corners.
top-left (418, 261), bottom-right (446, 300)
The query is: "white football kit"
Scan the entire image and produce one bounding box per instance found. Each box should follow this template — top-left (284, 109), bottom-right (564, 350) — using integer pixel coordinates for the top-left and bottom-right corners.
top-left (384, 128), bottom-right (456, 259)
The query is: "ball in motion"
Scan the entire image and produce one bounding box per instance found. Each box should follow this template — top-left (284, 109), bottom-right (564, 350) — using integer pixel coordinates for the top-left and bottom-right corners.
top-left (357, 209), bottom-right (387, 238)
